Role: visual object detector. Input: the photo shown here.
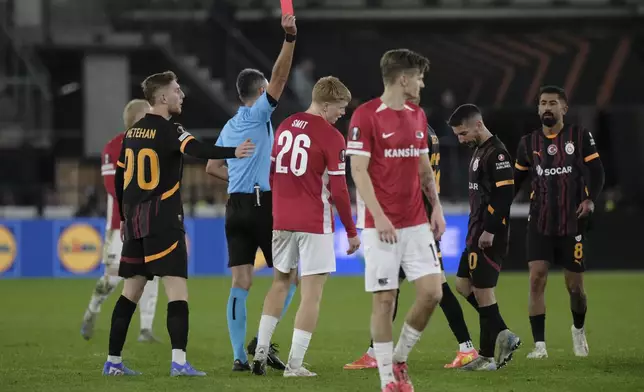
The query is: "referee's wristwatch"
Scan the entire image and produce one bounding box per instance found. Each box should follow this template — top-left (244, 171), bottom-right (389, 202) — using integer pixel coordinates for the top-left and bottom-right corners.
top-left (285, 33), bottom-right (296, 43)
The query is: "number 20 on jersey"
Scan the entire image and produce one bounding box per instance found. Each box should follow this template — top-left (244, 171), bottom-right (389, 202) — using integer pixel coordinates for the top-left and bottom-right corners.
top-left (123, 148), bottom-right (160, 191)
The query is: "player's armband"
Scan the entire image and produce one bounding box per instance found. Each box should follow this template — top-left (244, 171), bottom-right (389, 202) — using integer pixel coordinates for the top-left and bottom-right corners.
top-left (175, 123), bottom-right (195, 153)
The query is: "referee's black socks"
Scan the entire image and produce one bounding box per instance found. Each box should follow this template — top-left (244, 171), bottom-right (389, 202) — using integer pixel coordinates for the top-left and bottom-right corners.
top-left (167, 300), bottom-right (189, 352)
top-left (108, 295), bottom-right (137, 356)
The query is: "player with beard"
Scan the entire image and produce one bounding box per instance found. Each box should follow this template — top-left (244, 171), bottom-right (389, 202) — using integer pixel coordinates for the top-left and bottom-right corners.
top-left (514, 86), bottom-right (605, 359)
top-left (449, 104), bottom-right (521, 371)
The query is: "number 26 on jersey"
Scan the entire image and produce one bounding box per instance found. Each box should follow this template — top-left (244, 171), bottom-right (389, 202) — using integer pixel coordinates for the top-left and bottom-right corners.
top-left (275, 130), bottom-right (311, 177)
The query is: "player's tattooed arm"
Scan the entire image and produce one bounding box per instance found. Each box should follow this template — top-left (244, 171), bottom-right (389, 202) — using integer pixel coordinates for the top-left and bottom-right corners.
top-left (420, 153), bottom-right (446, 240)
top-left (205, 159), bottom-right (228, 181)
top-left (419, 153), bottom-right (440, 208)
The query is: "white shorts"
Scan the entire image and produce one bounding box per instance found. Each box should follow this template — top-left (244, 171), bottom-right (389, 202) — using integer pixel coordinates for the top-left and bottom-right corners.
top-left (363, 223), bottom-right (441, 292)
top-left (101, 229), bottom-right (123, 267)
top-left (272, 230), bottom-right (336, 277)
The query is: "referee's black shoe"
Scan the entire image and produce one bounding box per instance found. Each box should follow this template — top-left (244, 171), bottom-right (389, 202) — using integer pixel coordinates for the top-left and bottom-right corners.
top-left (232, 359), bottom-right (250, 372)
top-left (247, 337), bottom-right (287, 370)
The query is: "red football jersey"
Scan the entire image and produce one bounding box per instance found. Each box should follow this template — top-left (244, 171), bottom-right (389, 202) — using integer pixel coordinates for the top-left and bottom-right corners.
top-left (272, 113), bottom-right (349, 234)
top-left (101, 133), bottom-right (124, 230)
top-left (347, 98), bottom-right (429, 229)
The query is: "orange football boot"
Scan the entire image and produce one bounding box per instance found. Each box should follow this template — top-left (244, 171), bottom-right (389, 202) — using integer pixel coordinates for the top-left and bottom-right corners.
top-left (444, 350), bottom-right (479, 368)
top-left (343, 352), bottom-right (378, 370)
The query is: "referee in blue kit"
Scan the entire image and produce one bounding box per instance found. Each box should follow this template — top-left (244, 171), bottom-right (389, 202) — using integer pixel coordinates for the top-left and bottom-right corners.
top-left (205, 14), bottom-right (299, 372)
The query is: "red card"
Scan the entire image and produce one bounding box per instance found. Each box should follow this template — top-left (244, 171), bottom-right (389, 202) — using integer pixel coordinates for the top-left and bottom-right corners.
top-left (280, 0), bottom-right (294, 15)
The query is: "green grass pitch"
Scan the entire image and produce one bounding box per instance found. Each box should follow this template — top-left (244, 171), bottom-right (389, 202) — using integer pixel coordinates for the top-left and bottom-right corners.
top-left (1, 272), bottom-right (643, 391)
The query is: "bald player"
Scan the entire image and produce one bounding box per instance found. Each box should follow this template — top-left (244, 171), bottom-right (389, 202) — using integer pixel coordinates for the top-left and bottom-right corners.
top-left (81, 99), bottom-right (161, 343)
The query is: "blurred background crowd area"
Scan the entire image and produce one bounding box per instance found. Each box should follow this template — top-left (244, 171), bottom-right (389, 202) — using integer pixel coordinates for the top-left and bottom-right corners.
top-left (1, 0), bottom-right (643, 218)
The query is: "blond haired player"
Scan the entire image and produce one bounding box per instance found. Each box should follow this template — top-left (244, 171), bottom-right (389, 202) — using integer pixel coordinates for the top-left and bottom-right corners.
top-left (251, 76), bottom-right (360, 377)
top-left (81, 99), bottom-right (160, 342)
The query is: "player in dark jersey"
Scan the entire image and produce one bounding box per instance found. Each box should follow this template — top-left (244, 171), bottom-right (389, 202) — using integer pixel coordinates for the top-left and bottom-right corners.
top-left (514, 86), bottom-right (605, 359)
top-left (81, 99), bottom-right (161, 343)
top-left (102, 71), bottom-right (254, 377)
top-left (344, 98), bottom-right (480, 371)
top-left (450, 104), bottom-right (521, 371)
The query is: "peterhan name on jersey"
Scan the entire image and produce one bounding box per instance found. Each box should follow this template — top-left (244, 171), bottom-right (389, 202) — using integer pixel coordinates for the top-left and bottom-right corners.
top-left (126, 128), bottom-right (157, 139)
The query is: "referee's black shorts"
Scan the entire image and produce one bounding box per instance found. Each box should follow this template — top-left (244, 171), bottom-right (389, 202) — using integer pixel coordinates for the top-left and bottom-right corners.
top-left (225, 191), bottom-right (273, 268)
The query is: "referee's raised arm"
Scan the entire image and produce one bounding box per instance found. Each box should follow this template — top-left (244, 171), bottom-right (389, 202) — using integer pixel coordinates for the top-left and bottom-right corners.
top-left (205, 13), bottom-right (297, 182)
top-left (266, 13), bottom-right (297, 101)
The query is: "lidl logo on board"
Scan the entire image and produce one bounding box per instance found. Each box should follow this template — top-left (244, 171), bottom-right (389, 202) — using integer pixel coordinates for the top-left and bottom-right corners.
top-left (58, 223), bottom-right (103, 274)
top-left (0, 225), bottom-right (17, 274)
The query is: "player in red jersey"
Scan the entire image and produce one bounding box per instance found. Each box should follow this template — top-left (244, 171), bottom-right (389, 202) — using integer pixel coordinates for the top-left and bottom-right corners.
top-left (344, 96), bottom-right (479, 372)
top-left (347, 49), bottom-right (445, 392)
top-left (80, 99), bottom-right (160, 342)
top-left (250, 76), bottom-right (360, 377)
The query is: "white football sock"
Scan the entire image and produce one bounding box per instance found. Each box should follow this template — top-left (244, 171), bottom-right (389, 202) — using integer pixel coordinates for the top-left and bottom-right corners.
top-left (172, 349), bottom-right (186, 365)
top-left (257, 314), bottom-right (279, 357)
top-left (287, 328), bottom-right (312, 369)
top-left (393, 322), bottom-right (422, 363)
top-left (107, 355), bottom-right (122, 364)
top-left (367, 346), bottom-right (375, 357)
top-left (89, 276), bottom-right (122, 313)
top-left (139, 277), bottom-right (159, 330)
top-left (373, 341), bottom-right (395, 388)
top-left (459, 340), bottom-right (476, 352)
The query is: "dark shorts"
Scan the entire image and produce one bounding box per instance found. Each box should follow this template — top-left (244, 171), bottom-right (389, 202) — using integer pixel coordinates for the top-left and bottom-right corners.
top-left (526, 224), bottom-right (585, 272)
top-left (119, 229), bottom-right (188, 279)
top-left (398, 241), bottom-right (443, 281)
top-left (456, 243), bottom-right (504, 289)
top-left (225, 192), bottom-right (273, 268)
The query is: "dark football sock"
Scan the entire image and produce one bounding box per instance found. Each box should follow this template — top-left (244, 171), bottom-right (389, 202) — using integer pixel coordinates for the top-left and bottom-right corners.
top-left (468, 292), bottom-right (508, 332)
top-left (529, 314), bottom-right (546, 342)
top-left (108, 295), bottom-right (137, 356)
top-left (570, 291), bottom-right (587, 329)
top-left (440, 282), bottom-right (472, 344)
top-left (167, 300), bottom-right (189, 351)
top-left (478, 303), bottom-right (502, 358)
